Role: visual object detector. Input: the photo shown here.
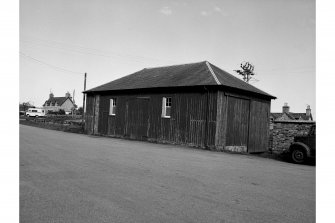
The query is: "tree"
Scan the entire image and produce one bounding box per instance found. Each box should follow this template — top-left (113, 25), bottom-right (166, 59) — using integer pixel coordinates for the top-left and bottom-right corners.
top-left (20, 102), bottom-right (35, 112)
top-left (77, 107), bottom-right (84, 115)
top-left (234, 62), bottom-right (255, 83)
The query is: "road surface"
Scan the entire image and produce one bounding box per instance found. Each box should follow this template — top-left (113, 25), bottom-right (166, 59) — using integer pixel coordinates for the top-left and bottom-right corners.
top-left (20, 125), bottom-right (315, 223)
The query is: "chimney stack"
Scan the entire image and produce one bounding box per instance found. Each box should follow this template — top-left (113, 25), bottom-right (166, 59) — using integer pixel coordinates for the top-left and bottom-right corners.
top-left (282, 102), bottom-right (290, 113)
top-left (49, 92), bottom-right (54, 99)
top-left (306, 105), bottom-right (311, 117)
top-left (65, 92), bottom-right (71, 98)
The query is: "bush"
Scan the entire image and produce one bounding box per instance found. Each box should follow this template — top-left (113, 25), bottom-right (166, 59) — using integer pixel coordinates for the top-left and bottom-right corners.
top-left (47, 109), bottom-right (66, 115)
top-left (58, 109), bottom-right (66, 115)
top-left (76, 107), bottom-right (83, 115)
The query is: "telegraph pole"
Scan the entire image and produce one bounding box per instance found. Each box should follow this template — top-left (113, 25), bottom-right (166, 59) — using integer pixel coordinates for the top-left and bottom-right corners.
top-left (82, 73), bottom-right (87, 125)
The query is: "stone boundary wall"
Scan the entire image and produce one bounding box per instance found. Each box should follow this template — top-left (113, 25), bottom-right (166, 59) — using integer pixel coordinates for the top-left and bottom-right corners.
top-left (269, 120), bottom-right (315, 153)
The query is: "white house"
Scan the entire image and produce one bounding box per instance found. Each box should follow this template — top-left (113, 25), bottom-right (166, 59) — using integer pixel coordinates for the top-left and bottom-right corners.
top-left (43, 92), bottom-right (76, 114)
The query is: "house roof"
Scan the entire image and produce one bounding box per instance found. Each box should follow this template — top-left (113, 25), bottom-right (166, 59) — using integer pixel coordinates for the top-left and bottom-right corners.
top-left (270, 113), bottom-right (283, 119)
top-left (85, 61), bottom-right (276, 99)
top-left (270, 112), bottom-right (312, 121)
top-left (44, 97), bottom-right (70, 106)
top-left (289, 113), bottom-right (312, 121)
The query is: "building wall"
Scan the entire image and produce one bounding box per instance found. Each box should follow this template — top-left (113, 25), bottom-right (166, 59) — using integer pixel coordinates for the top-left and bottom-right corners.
top-left (85, 94), bottom-right (97, 135)
top-left (93, 89), bottom-right (217, 149)
top-left (248, 99), bottom-right (271, 152)
top-left (85, 89), bottom-right (271, 152)
top-left (269, 121), bottom-right (315, 153)
top-left (60, 99), bottom-right (75, 112)
top-left (43, 106), bottom-right (59, 112)
top-left (215, 91), bottom-right (271, 153)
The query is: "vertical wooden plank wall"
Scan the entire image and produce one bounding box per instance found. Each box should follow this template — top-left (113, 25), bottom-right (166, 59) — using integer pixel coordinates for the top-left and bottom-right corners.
top-left (84, 94), bottom-right (95, 134)
top-left (214, 91), bottom-right (227, 150)
top-left (93, 95), bottom-right (100, 134)
top-left (215, 91), bottom-right (271, 153)
top-left (95, 90), bottom-right (217, 148)
top-left (248, 100), bottom-right (271, 152)
top-left (87, 89), bottom-right (271, 152)
top-left (225, 96), bottom-right (250, 148)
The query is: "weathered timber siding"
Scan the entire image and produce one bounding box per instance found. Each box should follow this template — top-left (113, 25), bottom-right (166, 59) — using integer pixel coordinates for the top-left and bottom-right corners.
top-left (95, 89), bottom-right (217, 148)
top-left (93, 95), bottom-right (100, 134)
top-left (248, 99), bottom-right (271, 153)
top-left (98, 95), bottom-right (108, 135)
top-left (86, 89), bottom-right (271, 152)
top-left (226, 96), bottom-right (250, 147)
top-left (214, 91), bottom-right (227, 150)
top-left (84, 94), bottom-right (95, 134)
top-left (215, 91), bottom-right (271, 153)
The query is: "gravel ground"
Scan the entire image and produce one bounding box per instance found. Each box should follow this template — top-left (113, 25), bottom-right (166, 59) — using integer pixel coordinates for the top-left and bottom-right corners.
top-left (20, 125), bottom-right (315, 223)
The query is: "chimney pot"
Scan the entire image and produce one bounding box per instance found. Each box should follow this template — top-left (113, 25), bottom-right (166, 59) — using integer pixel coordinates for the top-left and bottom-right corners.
top-left (306, 105), bottom-right (311, 117)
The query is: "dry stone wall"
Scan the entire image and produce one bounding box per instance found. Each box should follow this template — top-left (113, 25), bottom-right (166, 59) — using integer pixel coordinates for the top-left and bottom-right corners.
top-left (269, 121), bottom-right (315, 153)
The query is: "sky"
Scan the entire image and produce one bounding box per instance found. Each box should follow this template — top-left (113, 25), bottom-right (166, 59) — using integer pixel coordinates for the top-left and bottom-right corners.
top-left (20, 0), bottom-right (315, 118)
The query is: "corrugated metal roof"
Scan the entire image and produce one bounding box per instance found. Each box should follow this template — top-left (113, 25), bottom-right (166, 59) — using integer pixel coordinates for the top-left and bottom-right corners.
top-left (85, 61), bottom-right (276, 98)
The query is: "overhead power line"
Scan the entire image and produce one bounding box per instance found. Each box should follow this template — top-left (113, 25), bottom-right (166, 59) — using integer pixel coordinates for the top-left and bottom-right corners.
top-left (20, 36), bottom-right (177, 65)
top-left (20, 52), bottom-right (83, 75)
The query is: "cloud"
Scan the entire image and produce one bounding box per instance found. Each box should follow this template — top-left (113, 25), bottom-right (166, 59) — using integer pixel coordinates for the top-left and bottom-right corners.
top-left (212, 5), bottom-right (229, 16)
top-left (213, 6), bottom-right (222, 13)
top-left (200, 11), bottom-right (209, 16)
top-left (159, 6), bottom-right (172, 16)
top-left (200, 6), bottom-right (228, 17)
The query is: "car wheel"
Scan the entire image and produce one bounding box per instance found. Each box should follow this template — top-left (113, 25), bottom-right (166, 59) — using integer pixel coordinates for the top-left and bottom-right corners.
top-left (291, 148), bottom-right (306, 164)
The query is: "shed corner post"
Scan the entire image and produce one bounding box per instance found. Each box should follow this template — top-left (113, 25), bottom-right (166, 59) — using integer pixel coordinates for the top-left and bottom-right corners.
top-left (93, 94), bottom-right (100, 134)
top-left (214, 91), bottom-right (226, 151)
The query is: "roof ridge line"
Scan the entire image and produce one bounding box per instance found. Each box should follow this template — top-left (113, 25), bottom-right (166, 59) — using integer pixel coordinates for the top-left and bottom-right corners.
top-left (144, 61), bottom-right (205, 69)
top-left (205, 61), bottom-right (221, 85)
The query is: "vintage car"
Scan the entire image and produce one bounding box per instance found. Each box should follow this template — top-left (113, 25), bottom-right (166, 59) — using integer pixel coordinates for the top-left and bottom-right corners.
top-left (283, 125), bottom-right (315, 164)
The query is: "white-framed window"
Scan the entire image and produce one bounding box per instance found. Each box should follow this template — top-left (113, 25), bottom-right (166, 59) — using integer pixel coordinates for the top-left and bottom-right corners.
top-left (162, 97), bottom-right (172, 118)
top-left (109, 98), bottom-right (116, 115)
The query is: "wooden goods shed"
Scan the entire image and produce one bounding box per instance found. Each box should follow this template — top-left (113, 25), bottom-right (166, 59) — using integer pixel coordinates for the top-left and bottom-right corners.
top-left (84, 61), bottom-right (276, 153)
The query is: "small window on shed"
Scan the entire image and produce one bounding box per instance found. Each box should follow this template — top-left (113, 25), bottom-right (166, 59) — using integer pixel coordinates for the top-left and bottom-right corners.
top-left (162, 97), bottom-right (172, 118)
top-left (109, 98), bottom-right (116, 115)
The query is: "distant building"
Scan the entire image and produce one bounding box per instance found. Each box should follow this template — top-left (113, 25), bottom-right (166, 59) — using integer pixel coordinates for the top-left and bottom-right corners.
top-left (43, 92), bottom-right (76, 114)
top-left (270, 103), bottom-right (313, 122)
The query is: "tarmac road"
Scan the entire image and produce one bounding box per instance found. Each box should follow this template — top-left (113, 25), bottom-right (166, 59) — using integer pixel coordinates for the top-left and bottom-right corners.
top-left (20, 125), bottom-right (315, 223)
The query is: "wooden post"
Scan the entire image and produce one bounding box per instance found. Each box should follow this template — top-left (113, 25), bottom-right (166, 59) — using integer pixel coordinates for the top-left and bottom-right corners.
top-left (82, 73), bottom-right (87, 126)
